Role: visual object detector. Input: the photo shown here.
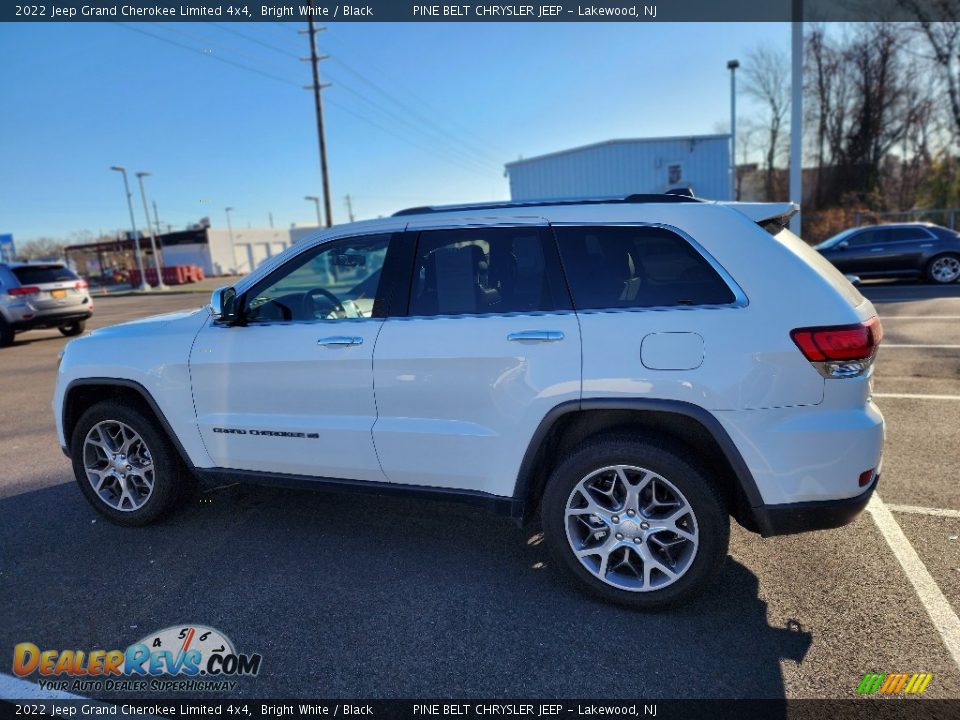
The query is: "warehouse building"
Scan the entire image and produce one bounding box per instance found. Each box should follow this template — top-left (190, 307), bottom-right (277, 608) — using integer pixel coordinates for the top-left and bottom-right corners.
top-left (505, 135), bottom-right (732, 201)
top-left (66, 226), bottom-right (324, 281)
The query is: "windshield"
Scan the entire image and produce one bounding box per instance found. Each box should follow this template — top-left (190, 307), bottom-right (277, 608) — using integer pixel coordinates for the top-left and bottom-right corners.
top-left (815, 227), bottom-right (860, 250)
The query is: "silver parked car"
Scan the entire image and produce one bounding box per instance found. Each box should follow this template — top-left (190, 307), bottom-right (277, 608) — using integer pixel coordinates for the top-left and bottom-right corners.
top-left (0, 262), bottom-right (93, 347)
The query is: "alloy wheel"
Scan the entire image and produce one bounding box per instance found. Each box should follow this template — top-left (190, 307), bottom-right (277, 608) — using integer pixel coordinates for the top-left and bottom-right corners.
top-left (932, 256), bottom-right (960, 283)
top-left (82, 420), bottom-right (155, 511)
top-left (564, 465), bottom-right (699, 592)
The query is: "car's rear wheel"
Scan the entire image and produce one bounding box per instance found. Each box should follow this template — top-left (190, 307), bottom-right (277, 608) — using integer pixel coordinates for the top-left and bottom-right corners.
top-left (927, 253), bottom-right (960, 284)
top-left (0, 319), bottom-right (13, 347)
top-left (70, 400), bottom-right (186, 526)
top-left (59, 320), bottom-right (86, 337)
top-left (541, 434), bottom-right (728, 609)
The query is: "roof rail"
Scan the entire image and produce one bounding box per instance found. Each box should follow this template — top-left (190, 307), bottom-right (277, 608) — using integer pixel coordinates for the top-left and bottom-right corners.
top-left (392, 192), bottom-right (701, 217)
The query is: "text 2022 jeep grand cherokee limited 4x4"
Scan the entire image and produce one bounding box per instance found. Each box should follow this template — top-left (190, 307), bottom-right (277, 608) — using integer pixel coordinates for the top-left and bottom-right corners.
top-left (53, 195), bottom-right (884, 608)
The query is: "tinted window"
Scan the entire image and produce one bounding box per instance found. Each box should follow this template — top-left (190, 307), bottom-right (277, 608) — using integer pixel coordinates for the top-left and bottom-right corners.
top-left (12, 265), bottom-right (78, 285)
top-left (244, 234), bottom-right (390, 323)
top-left (554, 226), bottom-right (736, 309)
top-left (882, 227), bottom-right (931, 243)
top-left (409, 227), bottom-right (569, 317)
top-left (847, 230), bottom-right (880, 246)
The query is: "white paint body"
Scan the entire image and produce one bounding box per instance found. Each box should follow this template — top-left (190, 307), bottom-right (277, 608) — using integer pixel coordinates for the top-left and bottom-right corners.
top-left (54, 200), bottom-right (884, 509)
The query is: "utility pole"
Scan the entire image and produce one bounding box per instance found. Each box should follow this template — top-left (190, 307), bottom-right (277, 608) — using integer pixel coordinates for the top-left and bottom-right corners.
top-left (727, 59), bottom-right (740, 201)
top-left (344, 194), bottom-right (355, 223)
top-left (152, 200), bottom-right (162, 236)
top-left (268, 212), bottom-right (274, 229)
top-left (300, 6), bottom-right (333, 227)
top-left (789, 15), bottom-right (803, 234)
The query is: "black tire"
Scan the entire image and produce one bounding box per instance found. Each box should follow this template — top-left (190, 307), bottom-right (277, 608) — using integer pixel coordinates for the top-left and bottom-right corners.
top-left (70, 400), bottom-right (186, 526)
top-left (0, 319), bottom-right (13, 347)
top-left (59, 320), bottom-right (86, 337)
top-left (926, 253), bottom-right (960, 284)
top-left (541, 433), bottom-right (729, 610)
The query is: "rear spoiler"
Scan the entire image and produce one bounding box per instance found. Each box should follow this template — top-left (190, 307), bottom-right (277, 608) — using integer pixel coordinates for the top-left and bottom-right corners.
top-left (725, 202), bottom-right (799, 235)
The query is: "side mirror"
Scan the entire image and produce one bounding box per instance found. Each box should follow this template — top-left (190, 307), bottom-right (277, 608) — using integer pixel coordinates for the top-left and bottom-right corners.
top-left (209, 286), bottom-right (238, 323)
top-left (837, 240), bottom-right (849, 250)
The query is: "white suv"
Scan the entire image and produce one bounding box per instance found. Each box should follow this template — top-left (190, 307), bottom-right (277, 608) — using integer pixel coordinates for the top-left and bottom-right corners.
top-left (53, 195), bottom-right (884, 608)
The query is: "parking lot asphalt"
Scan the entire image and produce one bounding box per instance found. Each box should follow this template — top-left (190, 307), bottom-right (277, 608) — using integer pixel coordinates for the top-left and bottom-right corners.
top-left (1, 282), bottom-right (959, 700)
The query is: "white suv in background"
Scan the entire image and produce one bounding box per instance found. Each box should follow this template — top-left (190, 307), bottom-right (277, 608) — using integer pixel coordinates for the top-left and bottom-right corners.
top-left (53, 195), bottom-right (884, 608)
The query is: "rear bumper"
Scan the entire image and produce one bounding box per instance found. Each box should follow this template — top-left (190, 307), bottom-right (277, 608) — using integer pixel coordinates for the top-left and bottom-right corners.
top-left (10, 310), bottom-right (91, 331)
top-left (752, 476), bottom-right (877, 537)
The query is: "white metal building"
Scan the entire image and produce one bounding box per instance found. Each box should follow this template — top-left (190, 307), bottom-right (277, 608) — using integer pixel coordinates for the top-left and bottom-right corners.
top-left (505, 135), bottom-right (732, 201)
top-left (155, 227), bottom-right (325, 276)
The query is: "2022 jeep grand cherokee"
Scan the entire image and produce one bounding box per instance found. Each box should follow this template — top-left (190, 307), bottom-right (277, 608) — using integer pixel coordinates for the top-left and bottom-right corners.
top-left (54, 195), bottom-right (884, 608)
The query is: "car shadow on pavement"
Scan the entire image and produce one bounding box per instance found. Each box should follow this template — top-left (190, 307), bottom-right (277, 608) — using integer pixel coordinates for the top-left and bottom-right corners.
top-left (0, 480), bottom-right (811, 701)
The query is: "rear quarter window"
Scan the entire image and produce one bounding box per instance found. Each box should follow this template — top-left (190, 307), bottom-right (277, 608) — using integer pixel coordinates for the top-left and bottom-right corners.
top-left (12, 265), bottom-right (78, 285)
top-left (553, 225), bottom-right (736, 310)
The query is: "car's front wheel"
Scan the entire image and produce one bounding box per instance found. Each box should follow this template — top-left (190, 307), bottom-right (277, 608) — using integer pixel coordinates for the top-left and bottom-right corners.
top-left (927, 253), bottom-right (960, 284)
top-left (59, 320), bottom-right (86, 337)
top-left (70, 400), bottom-right (186, 526)
top-left (541, 434), bottom-right (728, 609)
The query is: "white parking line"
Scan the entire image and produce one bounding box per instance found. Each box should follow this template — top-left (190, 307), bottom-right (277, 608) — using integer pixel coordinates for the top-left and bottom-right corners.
top-left (874, 393), bottom-right (960, 401)
top-left (887, 504), bottom-right (960, 519)
top-left (882, 344), bottom-right (960, 349)
top-left (0, 672), bottom-right (85, 699)
top-left (868, 492), bottom-right (960, 670)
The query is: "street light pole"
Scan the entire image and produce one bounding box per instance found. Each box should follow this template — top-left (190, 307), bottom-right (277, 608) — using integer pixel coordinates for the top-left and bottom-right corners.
top-left (789, 19), bottom-right (803, 234)
top-left (225, 207), bottom-right (236, 274)
top-left (305, 196), bottom-right (322, 226)
top-left (135, 171), bottom-right (167, 290)
top-left (110, 166), bottom-right (149, 292)
top-left (727, 59), bottom-right (740, 201)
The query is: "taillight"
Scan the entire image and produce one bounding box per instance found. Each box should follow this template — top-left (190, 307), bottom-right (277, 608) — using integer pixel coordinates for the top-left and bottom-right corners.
top-left (75, 280), bottom-right (88, 290)
top-left (791, 317), bottom-right (883, 378)
top-left (8, 286), bottom-right (40, 296)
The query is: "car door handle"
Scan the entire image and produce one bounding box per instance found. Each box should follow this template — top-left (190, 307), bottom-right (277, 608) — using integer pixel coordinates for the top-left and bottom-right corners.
top-left (507, 330), bottom-right (564, 342)
top-left (317, 336), bottom-right (363, 347)
top-left (920, 243), bottom-right (934, 248)
top-left (870, 247), bottom-right (885, 252)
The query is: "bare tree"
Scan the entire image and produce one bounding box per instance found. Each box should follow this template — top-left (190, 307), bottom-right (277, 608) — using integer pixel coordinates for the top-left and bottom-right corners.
top-left (15, 237), bottom-right (67, 261)
top-left (742, 45), bottom-right (791, 201)
top-left (898, 2), bottom-right (960, 147)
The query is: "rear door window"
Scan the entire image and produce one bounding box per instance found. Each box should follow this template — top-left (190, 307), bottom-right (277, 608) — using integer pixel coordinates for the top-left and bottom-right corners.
top-left (554, 225), bottom-right (736, 309)
top-left (881, 227), bottom-right (933, 243)
top-left (408, 226), bottom-right (571, 317)
top-left (12, 265), bottom-right (79, 285)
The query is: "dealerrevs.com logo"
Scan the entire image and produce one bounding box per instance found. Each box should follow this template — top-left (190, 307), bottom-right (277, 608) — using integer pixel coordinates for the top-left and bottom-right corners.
top-left (12, 625), bottom-right (262, 693)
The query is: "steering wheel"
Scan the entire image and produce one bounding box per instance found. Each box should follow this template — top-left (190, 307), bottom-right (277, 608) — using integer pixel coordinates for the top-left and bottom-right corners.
top-left (302, 287), bottom-right (346, 320)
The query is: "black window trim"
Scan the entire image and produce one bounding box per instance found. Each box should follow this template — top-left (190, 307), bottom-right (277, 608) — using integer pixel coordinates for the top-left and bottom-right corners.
top-left (397, 223), bottom-right (575, 321)
top-left (548, 221), bottom-right (749, 313)
top-left (230, 230), bottom-right (409, 327)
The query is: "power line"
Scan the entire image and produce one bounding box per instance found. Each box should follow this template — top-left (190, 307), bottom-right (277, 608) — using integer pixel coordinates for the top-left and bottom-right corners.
top-left (142, 23), bottom-right (497, 173)
top-left (114, 23), bottom-right (500, 180)
top-left (211, 22), bottom-right (301, 60)
top-left (117, 23), bottom-right (300, 87)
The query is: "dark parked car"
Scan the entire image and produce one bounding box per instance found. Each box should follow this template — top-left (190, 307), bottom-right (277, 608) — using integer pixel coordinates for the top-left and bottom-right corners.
top-left (815, 223), bottom-right (960, 284)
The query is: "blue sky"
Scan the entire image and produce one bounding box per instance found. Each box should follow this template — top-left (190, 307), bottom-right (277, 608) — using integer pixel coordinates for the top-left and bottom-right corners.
top-left (0, 22), bottom-right (788, 242)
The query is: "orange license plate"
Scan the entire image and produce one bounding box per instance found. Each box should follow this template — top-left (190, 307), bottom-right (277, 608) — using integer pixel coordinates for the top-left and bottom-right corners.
top-left (51, 289), bottom-right (66, 299)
